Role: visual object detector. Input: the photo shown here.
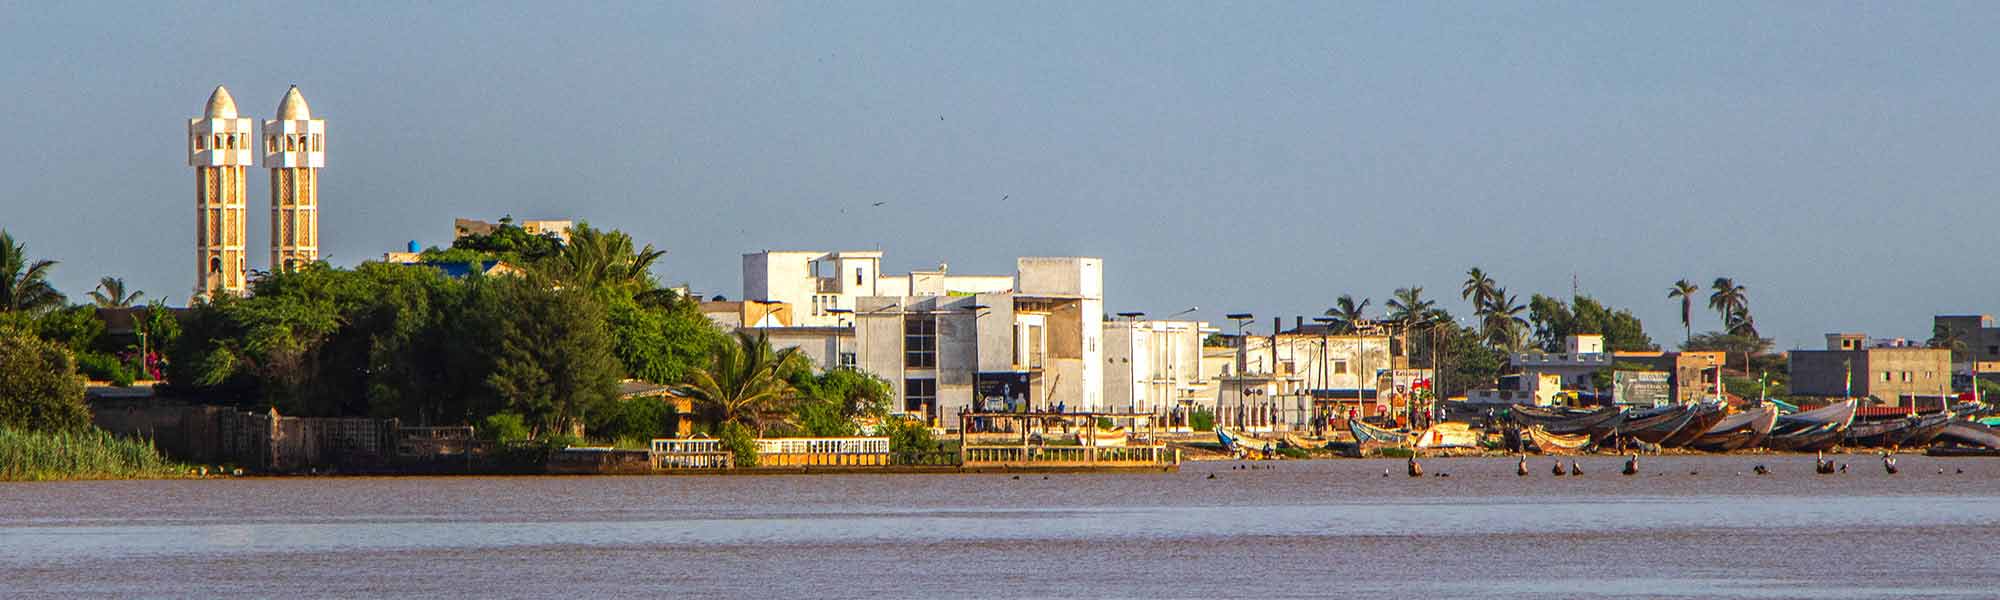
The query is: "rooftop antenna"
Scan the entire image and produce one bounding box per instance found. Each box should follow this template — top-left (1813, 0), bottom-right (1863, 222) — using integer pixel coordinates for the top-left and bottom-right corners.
top-left (1571, 273), bottom-right (1580, 300)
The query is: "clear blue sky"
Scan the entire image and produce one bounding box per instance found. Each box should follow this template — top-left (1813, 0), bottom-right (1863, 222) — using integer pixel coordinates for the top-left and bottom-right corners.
top-left (4, 2), bottom-right (1997, 350)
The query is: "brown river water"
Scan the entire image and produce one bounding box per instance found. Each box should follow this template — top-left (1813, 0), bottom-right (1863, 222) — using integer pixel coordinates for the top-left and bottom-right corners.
top-left (4, 455), bottom-right (1999, 599)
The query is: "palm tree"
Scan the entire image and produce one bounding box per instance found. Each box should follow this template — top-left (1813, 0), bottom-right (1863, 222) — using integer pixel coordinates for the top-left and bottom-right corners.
top-left (1324, 294), bottom-right (1371, 334)
top-left (676, 330), bottom-right (801, 433)
top-left (1482, 289), bottom-right (1528, 350)
top-left (1709, 277), bottom-right (1750, 335)
top-left (88, 276), bottom-right (143, 308)
top-left (1461, 268), bottom-right (1497, 312)
top-left (0, 230), bottom-right (63, 313)
top-left (1386, 286), bottom-right (1435, 324)
top-left (1668, 279), bottom-right (1699, 346)
top-left (1931, 323), bottom-right (1970, 363)
top-left (538, 223), bottom-right (666, 293)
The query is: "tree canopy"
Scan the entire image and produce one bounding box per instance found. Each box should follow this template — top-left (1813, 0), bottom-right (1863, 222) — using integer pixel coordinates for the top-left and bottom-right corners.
top-left (0, 325), bottom-right (91, 432)
top-left (1526, 294), bottom-right (1655, 353)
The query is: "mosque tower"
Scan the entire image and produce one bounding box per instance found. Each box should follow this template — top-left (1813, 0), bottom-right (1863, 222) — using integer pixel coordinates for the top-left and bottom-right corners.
top-left (188, 85), bottom-right (253, 298)
top-left (261, 86), bottom-right (324, 272)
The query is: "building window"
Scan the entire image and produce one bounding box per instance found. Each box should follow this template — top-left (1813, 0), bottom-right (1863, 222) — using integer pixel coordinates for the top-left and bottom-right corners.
top-left (208, 256), bottom-right (221, 273)
top-left (904, 378), bottom-right (936, 415)
top-left (905, 317), bottom-right (937, 368)
top-left (855, 268), bottom-right (863, 286)
top-left (1881, 371), bottom-right (1892, 382)
top-left (194, 136), bottom-right (206, 151)
top-left (1333, 360), bottom-right (1349, 375)
top-left (1902, 371), bottom-right (1913, 383)
top-left (839, 352), bottom-right (856, 369)
top-left (267, 135), bottom-right (277, 150)
top-left (311, 134), bottom-right (321, 151)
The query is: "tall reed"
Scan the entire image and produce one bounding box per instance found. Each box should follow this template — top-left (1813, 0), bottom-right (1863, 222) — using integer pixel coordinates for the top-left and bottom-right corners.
top-left (0, 427), bottom-right (185, 481)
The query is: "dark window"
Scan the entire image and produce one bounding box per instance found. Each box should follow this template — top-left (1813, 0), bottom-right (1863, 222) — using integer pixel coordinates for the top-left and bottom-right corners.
top-left (904, 378), bottom-right (937, 414)
top-left (208, 256), bottom-right (222, 273)
top-left (905, 317), bottom-right (937, 368)
top-left (855, 268), bottom-right (863, 285)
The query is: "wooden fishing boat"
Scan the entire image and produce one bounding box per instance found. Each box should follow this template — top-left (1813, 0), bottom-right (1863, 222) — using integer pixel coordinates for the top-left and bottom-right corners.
top-left (1281, 434), bottom-right (1328, 451)
top-left (1614, 404), bottom-right (1698, 445)
top-left (1900, 412), bottom-right (1954, 447)
top-left (1511, 405), bottom-right (1626, 439)
top-left (1936, 421), bottom-right (2000, 449)
top-left (1525, 425), bottom-right (1592, 454)
top-left (1660, 403), bottom-right (1729, 448)
top-left (1763, 421), bottom-right (1846, 452)
top-left (1689, 406), bottom-right (1778, 452)
top-left (1776, 399), bottom-right (1858, 430)
top-left (1411, 422), bottom-right (1481, 449)
top-left (1348, 419), bottom-right (1407, 445)
top-left (1845, 412), bottom-right (1953, 448)
top-left (1215, 427), bottom-right (1276, 454)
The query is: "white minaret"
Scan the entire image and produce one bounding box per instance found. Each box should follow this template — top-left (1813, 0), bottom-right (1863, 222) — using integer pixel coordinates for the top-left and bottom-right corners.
top-left (261, 86), bottom-right (324, 272)
top-left (189, 85), bottom-right (253, 299)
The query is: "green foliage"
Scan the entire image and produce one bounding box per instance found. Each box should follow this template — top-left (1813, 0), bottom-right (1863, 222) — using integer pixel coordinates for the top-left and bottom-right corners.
top-left (676, 331), bottom-right (801, 433)
top-left (790, 396), bottom-right (855, 437)
top-left (75, 352), bottom-right (134, 386)
top-left (605, 292), bottom-right (725, 385)
top-left (88, 276), bottom-right (143, 308)
top-left (0, 230), bottom-right (65, 313)
top-left (422, 219), bottom-right (566, 265)
top-left (717, 421), bottom-right (758, 467)
top-left (35, 305), bottom-right (104, 355)
top-left (0, 326), bottom-right (91, 433)
top-left (792, 367), bottom-right (892, 418)
top-left (468, 280), bottom-right (621, 436)
top-left (0, 427), bottom-right (184, 481)
top-left (1977, 378), bottom-right (2000, 399)
top-left (1437, 323), bottom-right (1503, 397)
top-left (585, 396), bottom-right (680, 441)
top-left (478, 412), bottom-right (532, 443)
top-left (1189, 408), bottom-right (1216, 432)
top-left (882, 417), bottom-right (941, 464)
top-left (1527, 294), bottom-right (1655, 353)
top-left (536, 223), bottom-right (664, 295)
top-left (1277, 447), bottom-right (1310, 459)
top-left (1724, 375), bottom-right (1789, 402)
top-left (1096, 416), bottom-right (1115, 429)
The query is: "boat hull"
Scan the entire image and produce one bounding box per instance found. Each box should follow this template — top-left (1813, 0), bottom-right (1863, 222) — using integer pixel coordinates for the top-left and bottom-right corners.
top-left (1348, 419), bottom-right (1407, 445)
top-left (1617, 404), bottom-right (1697, 445)
top-left (1525, 426), bottom-right (1592, 454)
top-left (1691, 407), bottom-right (1778, 453)
top-left (1660, 403), bottom-right (1728, 448)
top-left (1764, 422), bottom-right (1846, 452)
top-left (1512, 405), bottom-right (1625, 439)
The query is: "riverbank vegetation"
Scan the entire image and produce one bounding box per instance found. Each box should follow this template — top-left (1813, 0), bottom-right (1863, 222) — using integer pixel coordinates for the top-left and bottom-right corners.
top-left (0, 427), bottom-right (183, 481)
top-left (0, 316), bottom-right (180, 481)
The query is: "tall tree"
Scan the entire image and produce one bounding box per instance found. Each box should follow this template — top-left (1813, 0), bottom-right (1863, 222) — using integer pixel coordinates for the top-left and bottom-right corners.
top-left (1482, 290), bottom-right (1529, 351)
top-left (1708, 277), bottom-right (1751, 335)
top-left (1324, 294), bottom-right (1372, 334)
top-left (1668, 279), bottom-right (1699, 346)
top-left (0, 325), bottom-right (92, 432)
top-left (537, 223), bottom-right (665, 294)
top-left (0, 231), bottom-right (63, 313)
top-left (88, 276), bottom-right (143, 308)
top-left (677, 331), bottom-right (801, 433)
top-left (1461, 268), bottom-right (1496, 315)
top-left (1386, 286), bottom-right (1436, 324)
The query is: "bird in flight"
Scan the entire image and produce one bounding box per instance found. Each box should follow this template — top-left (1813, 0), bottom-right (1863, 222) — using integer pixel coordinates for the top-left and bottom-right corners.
top-left (872, 201), bottom-right (886, 207)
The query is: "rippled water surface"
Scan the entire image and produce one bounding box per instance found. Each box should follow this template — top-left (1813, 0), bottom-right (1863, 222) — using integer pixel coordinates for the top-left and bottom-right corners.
top-left (4, 455), bottom-right (1999, 598)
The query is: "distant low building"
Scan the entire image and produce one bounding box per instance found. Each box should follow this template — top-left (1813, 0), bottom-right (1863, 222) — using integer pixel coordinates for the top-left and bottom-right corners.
top-left (454, 217), bottom-right (574, 242)
top-left (1934, 315), bottom-right (2000, 380)
top-left (1789, 333), bottom-right (1950, 406)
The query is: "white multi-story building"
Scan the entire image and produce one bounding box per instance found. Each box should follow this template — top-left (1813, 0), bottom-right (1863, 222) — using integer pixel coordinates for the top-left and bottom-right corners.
top-left (1103, 319), bottom-right (1215, 416)
top-left (852, 257), bottom-right (1104, 423)
top-left (742, 250), bottom-right (1014, 327)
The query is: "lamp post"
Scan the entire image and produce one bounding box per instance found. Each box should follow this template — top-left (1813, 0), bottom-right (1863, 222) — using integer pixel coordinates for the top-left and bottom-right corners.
top-left (1226, 313), bottom-right (1255, 429)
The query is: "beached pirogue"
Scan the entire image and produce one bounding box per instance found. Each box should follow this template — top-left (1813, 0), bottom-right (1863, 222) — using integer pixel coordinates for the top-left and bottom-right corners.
top-left (1217, 399), bottom-right (2000, 456)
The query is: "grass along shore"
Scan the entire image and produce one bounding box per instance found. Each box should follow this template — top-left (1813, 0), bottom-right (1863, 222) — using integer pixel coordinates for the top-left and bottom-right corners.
top-left (0, 427), bottom-right (187, 482)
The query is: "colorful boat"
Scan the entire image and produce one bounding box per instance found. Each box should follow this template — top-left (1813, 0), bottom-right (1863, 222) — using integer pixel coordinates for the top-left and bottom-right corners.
top-left (1525, 425), bottom-right (1592, 454)
top-left (1689, 406), bottom-right (1778, 452)
top-left (1281, 434), bottom-right (1328, 451)
top-left (1847, 412), bottom-right (1952, 448)
top-left (1411, 422), bottom-right (1481, 449)
top-left (1511, 405), bottom-right (1626, 440)
top-left (1615, 404), bottom-right (1698, 445)
top-left (1215, 427), bottom-right (1277, 454)
top-left (1937, 421), bottom-right (2000, 449)
top-left (1348, 419), bottom-right (1407, 445)
top-left (1660, 403), bottom-right (1729, 448)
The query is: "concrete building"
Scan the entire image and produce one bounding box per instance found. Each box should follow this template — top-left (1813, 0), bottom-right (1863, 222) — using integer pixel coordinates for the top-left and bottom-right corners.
top-left (1511, 334), bottom-right (1613, 391)
top-left (454, 217), bottom-right (574, 243)
top-left (1102, 319), bottom-right (1216, 418)
top-left (262, 86), bottom-right (324, 273)
top-left (700, 300), bottom-right (792, 329)
top-left (1789, 333), bottom-right (1951, 406)
top-left (189, 86), bottom-right (254, 299)
top-left (1933, 315), bottom-right (2000, 378)
top-left (743, 325), bottom-right (855, 372)
top-left (1614, 350), bottom-right (1727, 404)
top-left (849, 257), bottom-right (1103, 423)
top-left (742, 250), bottom-right (1014, 327)
top-left (1223, 321), bottom-right (1397, 431)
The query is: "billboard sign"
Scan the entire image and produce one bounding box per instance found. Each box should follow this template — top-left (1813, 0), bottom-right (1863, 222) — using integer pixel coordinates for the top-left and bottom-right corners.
top-left (976, 371), bottom-right (1031, 412)
top-left (1613, 371), bottom-right (1673, 407)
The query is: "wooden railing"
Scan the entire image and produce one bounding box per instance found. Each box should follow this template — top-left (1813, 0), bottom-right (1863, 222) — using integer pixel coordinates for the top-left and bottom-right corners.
top-left (961, 444), bottom-right (1179, 467)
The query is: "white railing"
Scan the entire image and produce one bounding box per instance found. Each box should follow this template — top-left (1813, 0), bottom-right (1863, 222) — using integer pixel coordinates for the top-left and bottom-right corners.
top-left (754, 437), bottom-right (890, 455)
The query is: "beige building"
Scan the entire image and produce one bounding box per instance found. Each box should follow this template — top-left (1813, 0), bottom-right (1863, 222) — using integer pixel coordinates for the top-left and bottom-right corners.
top-left (1789, 334), bottom-right (1951, 406)
top-left (454, 217), bottom-right (574, 243)
top-left (1102, 319), bottom-right (1215, 418)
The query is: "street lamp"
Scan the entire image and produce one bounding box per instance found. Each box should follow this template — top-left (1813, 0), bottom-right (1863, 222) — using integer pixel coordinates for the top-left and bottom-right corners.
top-left (1226, 313), bottom-right (1255, 429)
